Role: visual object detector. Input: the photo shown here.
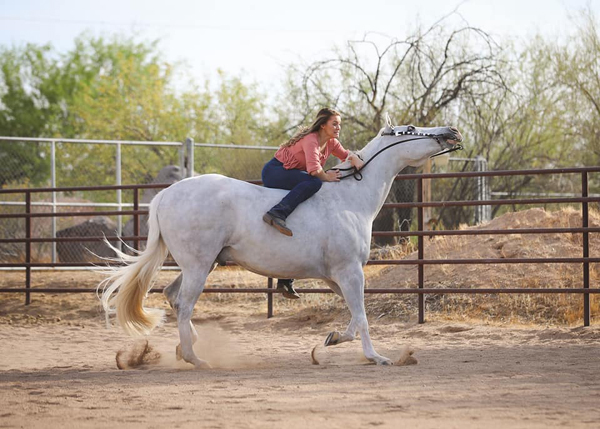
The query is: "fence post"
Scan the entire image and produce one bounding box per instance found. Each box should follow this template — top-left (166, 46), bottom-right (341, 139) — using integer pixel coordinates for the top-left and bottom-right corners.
top-left (51, 140), bottom-right (57, 264)
top-left (267, 277), bottom-right (273, 318)
top-left (582, 171), bottom-right (590, 327)
top-left (116, 143), bottom-right (123, 253)
top-left (133, 187), bottom-right (140, 251)
top-left (179, 142), bottom-right (186, 180)
top-left (25, 191), bottom-right (31, 305)
top-left (185, 138), bottom-right (194, 178)
top-left (475, 156), bottom-right (491, 223)
top-left (417, 177), bottom-right (425, 323)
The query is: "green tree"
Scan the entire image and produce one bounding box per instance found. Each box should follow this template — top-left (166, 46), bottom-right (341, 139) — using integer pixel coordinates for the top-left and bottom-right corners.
top-left (0, 44), bottom-right (57, 187)
top-left (553, 8), bottom-right (600, 169)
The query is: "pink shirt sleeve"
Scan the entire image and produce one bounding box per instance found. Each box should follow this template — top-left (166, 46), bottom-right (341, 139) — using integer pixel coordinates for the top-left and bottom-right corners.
top-left (331, 139), bottom-right (350, 161)
top-left (301, 134), bottom-right (322, 174)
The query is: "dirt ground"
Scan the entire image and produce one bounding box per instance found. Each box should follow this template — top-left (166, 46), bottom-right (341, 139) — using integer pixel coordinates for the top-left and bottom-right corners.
top-left (1, 268), bottom-right (600, 428)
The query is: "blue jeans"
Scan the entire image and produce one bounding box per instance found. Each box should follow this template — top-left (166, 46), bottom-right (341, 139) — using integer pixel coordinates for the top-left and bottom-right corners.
top-left (261, 157), bottom-right (322, 219)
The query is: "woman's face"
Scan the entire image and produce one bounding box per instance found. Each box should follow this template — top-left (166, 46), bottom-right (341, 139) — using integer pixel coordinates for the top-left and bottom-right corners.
top-left (321, 115), bottom-right (341, 140)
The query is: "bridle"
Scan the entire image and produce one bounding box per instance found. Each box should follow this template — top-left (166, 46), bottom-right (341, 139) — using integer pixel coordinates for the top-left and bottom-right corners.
top-left (332, 128), bottom-right (463, 181)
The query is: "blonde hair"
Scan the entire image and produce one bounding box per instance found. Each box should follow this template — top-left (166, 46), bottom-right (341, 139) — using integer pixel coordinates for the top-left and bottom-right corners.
top-left (280, 108), bottom-right (341, 148)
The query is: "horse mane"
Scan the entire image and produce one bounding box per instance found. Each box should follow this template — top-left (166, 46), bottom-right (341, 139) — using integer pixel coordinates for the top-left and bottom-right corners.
top-left (331, 128), bottom-right (388, 170)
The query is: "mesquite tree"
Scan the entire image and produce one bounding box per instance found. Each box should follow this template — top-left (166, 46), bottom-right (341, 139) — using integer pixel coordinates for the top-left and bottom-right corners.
top-left (288, 16), bottom-right (508, 241)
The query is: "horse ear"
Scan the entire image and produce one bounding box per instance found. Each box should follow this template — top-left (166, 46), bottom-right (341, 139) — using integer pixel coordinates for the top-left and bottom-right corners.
top-left (385, 113), bottom-right (394, 128)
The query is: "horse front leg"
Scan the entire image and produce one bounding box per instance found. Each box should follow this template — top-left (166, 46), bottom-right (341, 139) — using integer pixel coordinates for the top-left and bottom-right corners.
top-left (328, 266), bottom-right (392, 365)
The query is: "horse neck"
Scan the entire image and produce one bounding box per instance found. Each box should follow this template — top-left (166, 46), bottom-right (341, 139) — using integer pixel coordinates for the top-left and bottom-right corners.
top-left (347, 135), bottom-right (443, 219)
top-left (339, 137), bottom-right (410, 221)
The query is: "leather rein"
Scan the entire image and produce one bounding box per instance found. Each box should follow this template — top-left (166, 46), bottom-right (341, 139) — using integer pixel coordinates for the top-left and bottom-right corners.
top-left (332, 130), bottom-right (463, 181)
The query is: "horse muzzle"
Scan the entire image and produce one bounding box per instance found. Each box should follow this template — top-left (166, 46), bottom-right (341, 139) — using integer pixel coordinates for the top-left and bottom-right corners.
top-left (444, 127), bottom-right (463, 145)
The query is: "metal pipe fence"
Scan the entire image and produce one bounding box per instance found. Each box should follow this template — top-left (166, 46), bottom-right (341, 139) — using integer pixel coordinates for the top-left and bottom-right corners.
top-left (1, 136), bottom-right (490, 257)
top-left (1, 167), bottom-right (600, 325)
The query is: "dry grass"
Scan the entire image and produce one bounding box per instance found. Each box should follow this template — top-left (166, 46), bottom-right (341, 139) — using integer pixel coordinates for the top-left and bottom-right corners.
top-left (364, 207), bottom-right (600, 326)
top-left (1, 207), bottom-right (599, 327)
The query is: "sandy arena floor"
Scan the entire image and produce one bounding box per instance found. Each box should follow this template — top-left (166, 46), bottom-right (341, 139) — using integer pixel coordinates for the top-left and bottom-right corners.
top-left (1, 270), bottom-right (600, 428)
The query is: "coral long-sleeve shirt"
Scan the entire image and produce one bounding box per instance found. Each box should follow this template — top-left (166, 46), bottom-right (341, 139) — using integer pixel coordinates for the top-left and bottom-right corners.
top-left (274, 133), bottom-right (349, 174)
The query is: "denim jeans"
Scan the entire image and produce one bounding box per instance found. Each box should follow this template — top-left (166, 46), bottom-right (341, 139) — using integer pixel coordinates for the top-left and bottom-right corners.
top-left (261, 157), bottom-right (322, 219)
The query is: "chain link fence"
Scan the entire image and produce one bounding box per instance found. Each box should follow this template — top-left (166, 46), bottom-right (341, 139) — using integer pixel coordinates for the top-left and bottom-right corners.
top-left (1, 137), bottom-right (487, 264)
top-left (0, 137), bottom-right (185, 264)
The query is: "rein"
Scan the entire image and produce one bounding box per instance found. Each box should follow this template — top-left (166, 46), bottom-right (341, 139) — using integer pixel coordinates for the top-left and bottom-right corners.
top-left (332, 132), bottom-right (463, 181)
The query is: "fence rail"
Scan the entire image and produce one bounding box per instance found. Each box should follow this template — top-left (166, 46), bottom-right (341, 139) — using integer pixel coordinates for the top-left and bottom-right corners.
top-left (1, 166), bottom-right (600, 325)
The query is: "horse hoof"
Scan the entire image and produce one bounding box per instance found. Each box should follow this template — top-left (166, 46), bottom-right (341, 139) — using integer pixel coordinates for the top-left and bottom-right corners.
top-left (175, 344), bottom-right (183, 361)
top-left (324, 331), bottom-right (341, 347)
top-left (193, 360), bottom-right (212, 370)
top-left (369, 356), bottom-right (393, 366)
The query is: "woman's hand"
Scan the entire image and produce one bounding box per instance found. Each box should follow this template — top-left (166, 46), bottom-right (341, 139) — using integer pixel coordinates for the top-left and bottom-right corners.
top-left (312, 168), bottom-right (341, 182)
top-left (324, 169), bottom-right (341, 182)
top-left (349, 154), bottom-right (365, 170)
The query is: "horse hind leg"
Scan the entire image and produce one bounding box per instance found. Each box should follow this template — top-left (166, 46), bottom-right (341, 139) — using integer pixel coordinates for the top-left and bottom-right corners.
top-left (172, 265), bottom-right (215, 369)
top-left (164, 261), bottom-right (218, 309)
top-left (164, 264), bottom-right (219, 361)
top-left (164, 274), bottom-right (183, 309)
top-left (163, 274), bottom-right (195, 360)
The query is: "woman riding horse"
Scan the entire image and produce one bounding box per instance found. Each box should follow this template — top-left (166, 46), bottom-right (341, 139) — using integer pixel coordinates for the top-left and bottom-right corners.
top-left (261, 108), bottom-right (364, 298)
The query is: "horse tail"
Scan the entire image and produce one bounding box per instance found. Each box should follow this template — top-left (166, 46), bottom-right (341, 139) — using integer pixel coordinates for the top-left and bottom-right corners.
top-left (100, 190), bottom-right (169, 336)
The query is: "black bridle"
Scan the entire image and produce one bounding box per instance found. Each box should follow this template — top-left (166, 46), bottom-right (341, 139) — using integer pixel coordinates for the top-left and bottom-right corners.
top-left (332, 130), bottom-right (463, 181)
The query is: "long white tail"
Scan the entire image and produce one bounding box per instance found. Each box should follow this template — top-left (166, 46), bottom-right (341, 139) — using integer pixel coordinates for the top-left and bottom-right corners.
top-left (100, 190), bottom-right (169, 336)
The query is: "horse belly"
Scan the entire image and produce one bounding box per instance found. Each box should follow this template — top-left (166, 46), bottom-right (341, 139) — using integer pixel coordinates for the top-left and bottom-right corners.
top-left (219, 245), bottom-right (325, 280)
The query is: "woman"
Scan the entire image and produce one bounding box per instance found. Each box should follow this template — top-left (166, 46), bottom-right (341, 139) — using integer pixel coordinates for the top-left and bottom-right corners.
top-left (261, 108), bottom-right (364, 299)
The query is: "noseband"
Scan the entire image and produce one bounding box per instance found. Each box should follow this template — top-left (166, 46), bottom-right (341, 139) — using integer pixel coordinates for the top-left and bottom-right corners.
top-left (333, 130), bottom-right (463, 181)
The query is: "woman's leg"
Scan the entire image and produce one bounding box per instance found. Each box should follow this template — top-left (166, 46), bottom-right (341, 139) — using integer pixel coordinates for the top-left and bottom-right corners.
top-left (262, 158), bottom-right (323, 221)
top-left (261, 158), bottom-right (321, 298)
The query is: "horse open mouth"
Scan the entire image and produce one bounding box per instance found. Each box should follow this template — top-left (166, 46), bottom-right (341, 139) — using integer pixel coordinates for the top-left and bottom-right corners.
top-left (445, 127), bottom-right (463, 145)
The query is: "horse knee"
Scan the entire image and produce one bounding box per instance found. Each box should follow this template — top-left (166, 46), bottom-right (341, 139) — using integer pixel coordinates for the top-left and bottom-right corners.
top-left (351, 315), bottom-right (369, 331)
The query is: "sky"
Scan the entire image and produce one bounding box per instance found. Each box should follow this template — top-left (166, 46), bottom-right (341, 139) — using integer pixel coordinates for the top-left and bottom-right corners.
top-left (0, 0), bottom-right (598, 89)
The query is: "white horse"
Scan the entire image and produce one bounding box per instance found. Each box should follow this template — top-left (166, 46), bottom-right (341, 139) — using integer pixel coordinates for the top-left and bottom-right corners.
top-left (100, 123), bottom-right (463, 367)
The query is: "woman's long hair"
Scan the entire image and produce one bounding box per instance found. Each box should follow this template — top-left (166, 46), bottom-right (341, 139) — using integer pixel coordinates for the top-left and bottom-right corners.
top-left (280, 108), bottom-right (341, 148)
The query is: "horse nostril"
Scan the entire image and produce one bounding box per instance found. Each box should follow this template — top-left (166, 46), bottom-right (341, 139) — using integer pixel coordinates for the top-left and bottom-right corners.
top-left (448, 127), bottom-right (462, 142)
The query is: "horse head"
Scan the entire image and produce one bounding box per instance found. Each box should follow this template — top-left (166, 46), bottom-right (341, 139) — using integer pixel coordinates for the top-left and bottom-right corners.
top-left (377, 124), bottom-right (463, 167)
top-left (344, 124), bottom-right (463, 180)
